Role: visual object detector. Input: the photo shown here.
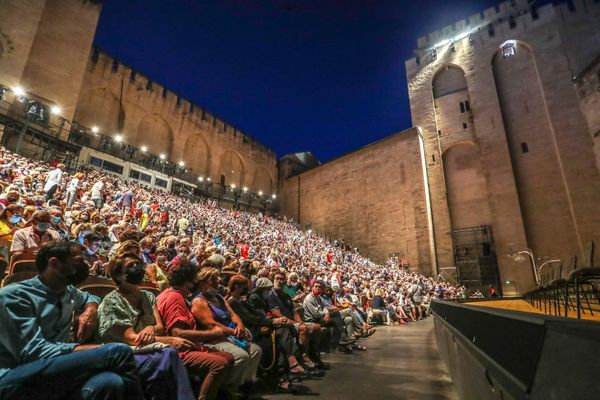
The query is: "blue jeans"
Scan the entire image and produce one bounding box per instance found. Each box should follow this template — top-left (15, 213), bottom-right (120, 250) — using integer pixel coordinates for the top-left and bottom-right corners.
top-left (134, 347), bottom-right (195, 400)
top-left (0, 343), bottom-right (144, 400)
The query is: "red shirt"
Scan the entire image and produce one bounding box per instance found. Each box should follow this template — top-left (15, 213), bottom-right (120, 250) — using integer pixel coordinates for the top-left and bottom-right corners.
top-left (156, 288), bottom-right (196, 334)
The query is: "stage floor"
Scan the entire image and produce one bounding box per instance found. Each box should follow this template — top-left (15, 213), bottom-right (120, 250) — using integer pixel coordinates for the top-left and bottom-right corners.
top-left (264, 318), bottom-right (458, 400)
top-left (466, 299), bottom-right (600, 322)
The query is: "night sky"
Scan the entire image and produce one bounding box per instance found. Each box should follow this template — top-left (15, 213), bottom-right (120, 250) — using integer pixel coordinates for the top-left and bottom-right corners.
top-left (94, 0), bottom-right (549, 163)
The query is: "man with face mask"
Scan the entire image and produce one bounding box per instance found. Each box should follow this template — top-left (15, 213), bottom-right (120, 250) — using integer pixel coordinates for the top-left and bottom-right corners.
top-left (0, 240), bottom-right (145, 400)
top-left (267, 272), bottom-right (326, 371)
top-left (10, 210), bottom-right (60, 258)
top-left (303, 281), bottom-right (356, 353)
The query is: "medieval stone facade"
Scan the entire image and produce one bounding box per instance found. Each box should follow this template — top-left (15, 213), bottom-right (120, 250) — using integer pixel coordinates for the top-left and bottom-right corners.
top-left (281, 0), bottom-right (600, 295)
top-left (0, 0), bottom-right (277, 195)
top-left (74, 50), bottom-right (277, 194)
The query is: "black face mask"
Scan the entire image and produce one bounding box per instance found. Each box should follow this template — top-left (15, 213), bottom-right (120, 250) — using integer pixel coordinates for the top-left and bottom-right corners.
top-left (168, 243), bottom-right (176, 249)
top-left (124, 263), bottom-right (145, 285)
top-left (240, 288), bottom-right (249, 296)
top-left (189, 281), bottom-right (200, 294)
top-left (67, 261), bottom-right (90, 286)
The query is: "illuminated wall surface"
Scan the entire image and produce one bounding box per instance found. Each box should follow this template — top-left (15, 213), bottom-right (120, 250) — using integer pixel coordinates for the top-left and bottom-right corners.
top-left (1, 0), bottom-right (600, 294)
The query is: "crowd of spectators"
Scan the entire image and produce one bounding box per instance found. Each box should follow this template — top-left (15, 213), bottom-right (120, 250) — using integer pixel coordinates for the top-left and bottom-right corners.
top-left (0, 146), bottom-right (470, 399)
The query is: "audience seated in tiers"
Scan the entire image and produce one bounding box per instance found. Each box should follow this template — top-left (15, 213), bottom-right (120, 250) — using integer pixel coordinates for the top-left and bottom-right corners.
top-left (0, 145), bottom-right (472, 398)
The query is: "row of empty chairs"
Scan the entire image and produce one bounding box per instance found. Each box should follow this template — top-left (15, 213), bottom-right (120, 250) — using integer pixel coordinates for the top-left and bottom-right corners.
top-left (525, 241), bottom-right (600, 319)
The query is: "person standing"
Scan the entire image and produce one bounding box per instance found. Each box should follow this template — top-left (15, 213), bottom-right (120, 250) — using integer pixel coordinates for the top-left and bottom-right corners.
top-left (44, 163), bottom-right (65, 201)
top-left (66, 172), bottom-right (84, 208)
top-left (91, 177), bottom-right (106, 210)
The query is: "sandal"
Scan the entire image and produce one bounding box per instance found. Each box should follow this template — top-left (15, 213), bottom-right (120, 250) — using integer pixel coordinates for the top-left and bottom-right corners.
top-left (364, 328), bottom-right (376, 337)
top-left (288, 363), bottom-right (308, 381)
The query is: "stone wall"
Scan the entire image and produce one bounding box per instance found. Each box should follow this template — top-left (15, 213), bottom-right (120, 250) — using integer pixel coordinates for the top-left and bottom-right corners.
top-left (406, 0), bottom-right (600, 294)
top-left (279, 128), bottom-right (435, 273)
top-left (74, 51), bottom-right (278, 195)
top-left (575, 57), bottom-right (600, 172)
top-left (0, 0), bottom-right (102, 122)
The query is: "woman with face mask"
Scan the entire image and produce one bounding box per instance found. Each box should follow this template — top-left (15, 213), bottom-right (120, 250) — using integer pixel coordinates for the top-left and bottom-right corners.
top-left (98, 253), bottom-right (197, 400)
top-left (227, 275), bottom-right (312, 393)
top-left (192, 268), bottom-right (262, 396)
top-left (0, 204), bottom-right (24, 259)
top-left (145, 247), bottom-right (170, 292)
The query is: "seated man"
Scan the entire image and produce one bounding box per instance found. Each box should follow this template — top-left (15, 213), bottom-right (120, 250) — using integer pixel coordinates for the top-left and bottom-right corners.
top-left (266, 271), bottom-right (326, 369)
top-left (302, 280), bottom-right (356, 353)
top-left (10, 210), bottom-right (60, 258)
top-left (0, 240), bottom-right (144, 400)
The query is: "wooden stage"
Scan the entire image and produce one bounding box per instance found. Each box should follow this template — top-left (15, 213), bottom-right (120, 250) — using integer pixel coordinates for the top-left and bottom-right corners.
top-left (466, 299), bottom-right (600, 322)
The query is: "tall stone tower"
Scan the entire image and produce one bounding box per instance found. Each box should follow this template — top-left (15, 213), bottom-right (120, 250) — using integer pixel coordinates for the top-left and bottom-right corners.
top-left (406, 0), bottom-right (600, 294)
top-left (0, 0), bottom-right (102, 122)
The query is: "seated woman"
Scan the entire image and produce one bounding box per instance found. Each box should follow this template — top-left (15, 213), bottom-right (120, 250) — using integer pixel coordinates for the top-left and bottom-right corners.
top-left (0, 204), bottom-right (24, 259)
top-left (98, 252), bottom-right (197, 400)
top-left (145, 246), bottom-right (170, 292)
top-left (227, 275), bottom-right (312, 393)
top-left (192, 268), bottom-right (262, 396)
top-left (156, 263), bottom-right (234, 400)
top-left (372, 288), bottom-right (394, 325)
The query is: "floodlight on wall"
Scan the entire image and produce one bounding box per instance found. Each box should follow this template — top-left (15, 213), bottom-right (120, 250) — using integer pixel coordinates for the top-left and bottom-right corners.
top-left (198, 176), bottom-right (204, 182)
top-left (500, 40), bottom-right (517, 58)
top-left (25, 101), bottom-right (45, 122)
top-left (91, 126), bottom-right (99, 134)
top-left (207, 177), bottom-right (211, 182)
top-left (159, 153), bottom-right (166, 160)
top-left (258, 190), bottom-right (263, 196)
top-left (141, 145), bottom-right (148, 152)
top-left (231, 184), bottom-right (236, 189)
top-left (178, 161), bottom-right (185, 167)
top-left (12, 86), bottom-right (25, 97)
top-left (114, 134), bottom-right (123, 143)
top-left (50, 105), bottom-right (61, 115)
top-left (243, 186), bottom-right (248, 192)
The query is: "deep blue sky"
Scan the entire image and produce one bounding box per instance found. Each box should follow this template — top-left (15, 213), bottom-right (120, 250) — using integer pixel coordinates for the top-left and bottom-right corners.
top-left (94, 0), bottom-right (543, 162)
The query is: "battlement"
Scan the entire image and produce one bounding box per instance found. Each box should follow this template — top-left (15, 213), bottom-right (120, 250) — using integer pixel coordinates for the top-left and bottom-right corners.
top-left (407, 0), bottom-right (600, 71)
top-left (87, 49), bottom-right (277, 160)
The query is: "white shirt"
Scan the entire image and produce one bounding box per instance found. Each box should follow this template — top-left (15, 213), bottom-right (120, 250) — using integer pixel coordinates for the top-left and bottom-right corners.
top-left (91, 181), bottom-right (104, 199)
top-left (67, 177), bottom-right (80, 192)
top-left (44, 168), bottom-right (63, 191)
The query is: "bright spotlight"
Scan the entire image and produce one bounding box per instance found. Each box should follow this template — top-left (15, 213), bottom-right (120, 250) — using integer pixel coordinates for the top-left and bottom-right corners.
top-left (198, 176), bottom-right (204, 182)
top-left (243, 186), bottom-right (248, 192)
top-left (140, 145), bottom-right (148, 152)
top-left (271, 194), bottom-right (277, 199)
top-left (258, 190), bottom-right (263, 196)
top-left (13, 86), bottom-right (25, 97)
top-left (50, 105), bottom-right (61, 115)
top-left (91, 126), bottom-right (99, 134)
top-left (114, 134), bottom-right (123, 143)
top-left (159, 153), bottom-right (166, 160)
top-left (178, 161), bottom-right (185, 167)
top-left (207, 177), bottom-right (211, 182)
top-left (231, 184), bottom-right (236, 189)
